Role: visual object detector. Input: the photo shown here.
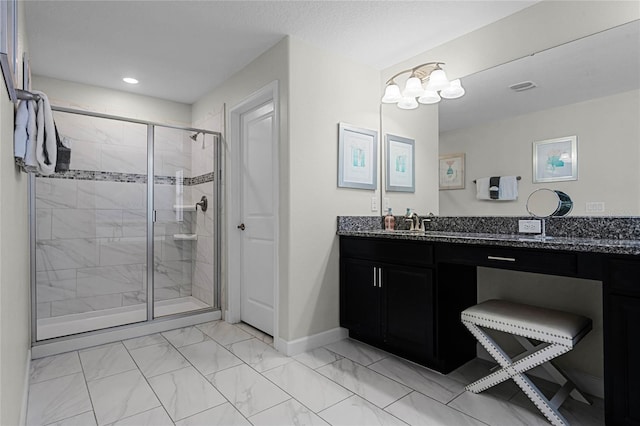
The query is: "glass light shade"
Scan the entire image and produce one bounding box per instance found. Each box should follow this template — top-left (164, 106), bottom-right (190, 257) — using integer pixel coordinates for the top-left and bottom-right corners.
top-left (418, 90), bottom-right (441, 104)
top-left (440, 79), bottom-right (465, 99)
top-left (402, 76), bottom-right (425, 98)
top-left (381, 83), bottom-right (402, 103)
top-left (397, 96), bottom-right (419, 110)
top-left (426, 69), bottom-right (450, 92)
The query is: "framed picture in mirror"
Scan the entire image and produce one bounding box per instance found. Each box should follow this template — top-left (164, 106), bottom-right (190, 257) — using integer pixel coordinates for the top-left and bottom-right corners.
top-left (533, 136), bottom-right (578, 183)
top-left (385, 134), bottom-right (415, 192)
top-left (439, 153), bottom-right (465, 190)
top-left (0, 0), bottom-right (17, 102)
top-left (338, 123), bottom-right (378, 190)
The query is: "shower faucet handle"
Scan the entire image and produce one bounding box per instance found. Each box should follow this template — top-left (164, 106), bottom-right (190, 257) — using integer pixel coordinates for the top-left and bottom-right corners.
top-left (195, 196), bottom-right (208, 212)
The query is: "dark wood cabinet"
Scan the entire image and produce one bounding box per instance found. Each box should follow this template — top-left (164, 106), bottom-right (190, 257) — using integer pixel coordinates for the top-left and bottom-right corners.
top-left (605, 259), bottom-right (640, 426)
top-left (340, 237), bottom-right (475, 372)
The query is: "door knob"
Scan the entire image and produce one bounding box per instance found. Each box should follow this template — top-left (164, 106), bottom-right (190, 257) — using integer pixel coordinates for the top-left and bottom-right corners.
top-left (237, 223), bottom-right (245, 231)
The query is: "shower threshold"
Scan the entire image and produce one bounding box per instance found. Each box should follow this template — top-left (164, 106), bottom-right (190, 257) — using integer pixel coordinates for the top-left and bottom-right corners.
top-left (37, 296), bottom-right (210, 340)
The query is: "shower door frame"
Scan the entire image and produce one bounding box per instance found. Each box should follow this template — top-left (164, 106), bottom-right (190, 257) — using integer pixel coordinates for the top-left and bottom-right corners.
top-left (29, 106), bottom-right (222, 346)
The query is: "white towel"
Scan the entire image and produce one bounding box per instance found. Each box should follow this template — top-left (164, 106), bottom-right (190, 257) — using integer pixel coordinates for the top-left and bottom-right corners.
top-left (23, 99), bottom-right (39, 173)
top-left (14, 100), bottom-right (28, 165)
top-left (475, 176), bottom-right (519, 200)
top-left (475, 177), bottom-right (491, 200)
top-left (498, 175), bottom-right (518, 200)
top-left (33, 90), bottom-right (57, 175)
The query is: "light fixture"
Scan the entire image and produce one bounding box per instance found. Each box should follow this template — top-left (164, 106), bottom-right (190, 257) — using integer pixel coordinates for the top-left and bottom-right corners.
top-left (381, 62), bottom-right (465, 109)
top-left (122, 77), bottom-right (139, 85)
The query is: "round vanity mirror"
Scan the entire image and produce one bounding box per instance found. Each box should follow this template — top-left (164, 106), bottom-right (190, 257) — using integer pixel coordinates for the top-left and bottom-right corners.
top-left (526, 189), bottom-right (573, 218)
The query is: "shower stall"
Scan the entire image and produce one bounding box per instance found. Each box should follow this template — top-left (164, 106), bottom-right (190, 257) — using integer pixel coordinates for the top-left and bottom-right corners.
top-left (30, 107), bottom-right (222, 343)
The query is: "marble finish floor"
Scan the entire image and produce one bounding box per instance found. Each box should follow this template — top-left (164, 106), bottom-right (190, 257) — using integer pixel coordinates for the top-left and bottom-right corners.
top-left (26, 321), bottom-right (604, 426)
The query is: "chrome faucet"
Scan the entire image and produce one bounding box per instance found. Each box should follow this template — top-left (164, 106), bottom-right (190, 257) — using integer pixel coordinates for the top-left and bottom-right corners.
top-left (405, 209), bottom-right (422, 231)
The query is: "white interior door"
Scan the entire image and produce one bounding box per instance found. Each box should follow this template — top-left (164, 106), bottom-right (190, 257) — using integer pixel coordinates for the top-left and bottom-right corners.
top-left (239, 101), bottom-right (276, 335)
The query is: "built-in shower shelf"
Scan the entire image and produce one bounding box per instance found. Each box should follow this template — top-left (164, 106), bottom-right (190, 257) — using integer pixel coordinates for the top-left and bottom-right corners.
top-left (173, 233), bottom-right (198, 241)
top-left (173, 204), bottom-right (196, 212)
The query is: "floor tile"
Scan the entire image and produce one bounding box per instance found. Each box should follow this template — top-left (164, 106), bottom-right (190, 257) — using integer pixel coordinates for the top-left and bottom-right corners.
top-left (79, 342), bottom-right (137, 381)
top-left (176, 403), bottom-right (251, 426)
top-left (30, 352), bottom-right (82, 384)
top-left (387, 391), bottom-right (488, 426)
top-left (87, 369), bottom-right (160, 425)
top-left (228, 338), bottom-right (292, 372)
top-left (178, 339), bottom-right (243, 376)
top-left (208, 364), bottom-right (290, 417)
top-left (319, 395), bottom-right (408, 426)
top-left (106, 407), bottom-right (173, 426)
top-left (317, 358), bottom-right (411, 408)
top-left (122, 333), bottom-right (167, 350)
top-left (323, 339), bottom-right (389, 366)
top-left (162, 326), bottom-right (208, 348)
top-left (236, 322), bottom-right (272, 340)
top-left (448, 391), bottom-right (549, 426)
top-left (44, 411), bottom-right (96, 426)
top-left (148, 366), bottom-right (226, 422)
top-left (196, 321), bottom-right (253, 346)
top-left (27, 372), bottom-right (92, 426)
top-left (263, 361), bottom-right (353, 413)
top-left (249, 399), bottom-right (329, 426)
top-left (293, 347), bottom-right (343, 370)
top-left (128, 342), bottom-right (190, 377)
top-left (368, 356), bottom-right (465, 404)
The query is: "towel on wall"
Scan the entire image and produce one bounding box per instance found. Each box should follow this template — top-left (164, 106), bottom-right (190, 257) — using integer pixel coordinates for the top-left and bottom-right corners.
top-left (476, 176), bottom-right (519, 200)
top-left (14, 100), bottom-right (28, 168)
top-left (33, 90), bottom-right (57, 175)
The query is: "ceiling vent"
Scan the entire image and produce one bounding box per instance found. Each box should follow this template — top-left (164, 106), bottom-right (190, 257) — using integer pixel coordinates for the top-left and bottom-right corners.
top-left (509, 81), bottom-right (537, 92)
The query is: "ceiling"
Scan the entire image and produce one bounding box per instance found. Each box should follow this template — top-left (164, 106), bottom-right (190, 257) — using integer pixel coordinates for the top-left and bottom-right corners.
top-left (24, 1), bottom-right (536, 104)
top-left (439, 20), bottom-right (640, 132)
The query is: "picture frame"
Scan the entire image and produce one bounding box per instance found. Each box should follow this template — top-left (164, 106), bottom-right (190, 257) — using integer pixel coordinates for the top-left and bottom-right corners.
top-left (439, 153), bottom-right (465, 190)
top-left (385, 134), bottom-right (415, 192)
top-left (0, 0), bottom-right (17, 102)
top-left (533, 136), bottom-right (578, 183)
top-left (338, 123), bottom-right (378, 190)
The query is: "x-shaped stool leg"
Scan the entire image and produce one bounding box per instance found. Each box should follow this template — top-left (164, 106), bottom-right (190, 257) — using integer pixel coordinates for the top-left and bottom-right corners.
top-left (462, 320), bottom-right (575, 426)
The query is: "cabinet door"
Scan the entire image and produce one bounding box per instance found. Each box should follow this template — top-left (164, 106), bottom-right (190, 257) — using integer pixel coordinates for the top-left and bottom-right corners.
top-left (340, 258), bottom-right (381, 340)
top-left (605, 293), bottom-right (640, 426)
top-left (382, 265), bottom-right (434, 361)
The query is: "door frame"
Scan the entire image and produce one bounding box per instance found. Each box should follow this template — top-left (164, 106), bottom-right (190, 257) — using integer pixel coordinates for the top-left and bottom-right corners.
top-left (227, 81), bottom-right (280, 349)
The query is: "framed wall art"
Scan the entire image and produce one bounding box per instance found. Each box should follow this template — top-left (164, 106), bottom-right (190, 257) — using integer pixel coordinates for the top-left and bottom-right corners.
top-left (439, 153), bottom-right (465, 190)
top-left (338, 123), bottom-right (378, 190)
top-left (385, 134), bottom-right (414, 192)
top-left (0, 0), bottom-right (17, 102)
top-left (533, 136), bottom-right (578, 183)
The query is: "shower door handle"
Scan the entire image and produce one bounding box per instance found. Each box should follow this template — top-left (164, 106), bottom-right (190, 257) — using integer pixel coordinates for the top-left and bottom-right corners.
top-left (237, 223), bottom-right (245, 231)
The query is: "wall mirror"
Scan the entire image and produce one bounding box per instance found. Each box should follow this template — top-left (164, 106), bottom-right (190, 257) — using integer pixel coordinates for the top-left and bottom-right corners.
top-left (381, 19), bottom-right (640, 217)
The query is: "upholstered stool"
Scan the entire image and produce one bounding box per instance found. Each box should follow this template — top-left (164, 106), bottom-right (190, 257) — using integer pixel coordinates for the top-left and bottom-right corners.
top-left (461, 299), bottom-right (592, 426)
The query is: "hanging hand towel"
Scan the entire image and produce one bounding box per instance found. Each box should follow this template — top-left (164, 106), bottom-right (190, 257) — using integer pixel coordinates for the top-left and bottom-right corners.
top-left (33, 90), bottom-right (57, 175)
top-left (14, 100), bottom-right (28, 169)
top-left (498, 175), bottom-right (519, 200)
top-left (23, 99), bottom-right (39, 173)
top-left (475, 177), bottom-right (492, 200)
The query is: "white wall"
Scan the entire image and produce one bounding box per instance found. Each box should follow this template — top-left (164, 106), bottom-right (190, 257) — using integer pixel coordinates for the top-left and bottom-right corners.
top-left (440, 90), bottom-right (640, 216)
top-left (287, 37), bottom-right (380, 340)
top-left (0, 1), bottom-right (31, 424)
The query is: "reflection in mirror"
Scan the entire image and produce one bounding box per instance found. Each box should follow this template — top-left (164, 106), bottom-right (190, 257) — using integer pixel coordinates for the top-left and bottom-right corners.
top-left (383, 20), bottom-right (640, 217)
top-left (526, 189), bottom-right (573, 218)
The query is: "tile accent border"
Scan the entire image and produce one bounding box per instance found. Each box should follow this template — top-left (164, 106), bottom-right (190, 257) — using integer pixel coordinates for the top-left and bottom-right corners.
top-left (36, 170), bottom-right (215, 186)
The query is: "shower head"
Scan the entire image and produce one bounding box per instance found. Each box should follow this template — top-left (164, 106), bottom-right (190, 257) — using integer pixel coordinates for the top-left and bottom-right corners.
top-left (189, 132), bottom-right (200, 141)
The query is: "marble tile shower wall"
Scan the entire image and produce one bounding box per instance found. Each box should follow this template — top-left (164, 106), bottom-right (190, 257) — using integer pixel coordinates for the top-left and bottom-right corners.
top-left (35, 113), bottom-right (216, 319)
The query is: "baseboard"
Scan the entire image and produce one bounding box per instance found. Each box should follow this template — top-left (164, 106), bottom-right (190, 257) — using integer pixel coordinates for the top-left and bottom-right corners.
top-left (19, 349), bottom-right (31, 426)
top-left (477, 351), bottom-right (604, 399)
top-left (278, 327), bottom-right (348, 356)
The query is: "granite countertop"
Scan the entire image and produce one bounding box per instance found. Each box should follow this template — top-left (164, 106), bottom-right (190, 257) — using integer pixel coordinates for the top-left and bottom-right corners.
top-left (337, 229), bottom-right (640, 256)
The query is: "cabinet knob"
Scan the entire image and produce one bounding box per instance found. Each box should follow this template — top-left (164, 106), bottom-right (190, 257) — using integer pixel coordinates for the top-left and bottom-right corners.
top-left (237, 223), bottom-right (245, 231)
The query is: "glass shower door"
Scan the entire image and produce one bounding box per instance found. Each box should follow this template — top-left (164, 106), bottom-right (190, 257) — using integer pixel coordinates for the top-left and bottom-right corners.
top-left (153, 126), bottom-right (216, 317)
top-left (34, 112), bottom-right (149, 340)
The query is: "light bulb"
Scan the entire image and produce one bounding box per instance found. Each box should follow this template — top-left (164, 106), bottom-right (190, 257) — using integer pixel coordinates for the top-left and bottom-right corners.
top-left (397, 97), bottom-right (419, 110)
top-left (440, 79), bottom-right (465, 99)
top-left (122, 77), bottom-right (139, 85)
top-left (402, 76), bottom-right (425, 98)
top-left (418, 90), bottom-right (441, 104)
top-left (381, 83), bottom-right (402, 103)
top-left (426, 69), bottom-right (450, 92)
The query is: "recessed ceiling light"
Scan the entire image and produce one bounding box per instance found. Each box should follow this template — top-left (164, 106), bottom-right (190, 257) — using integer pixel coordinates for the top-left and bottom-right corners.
top-left (123, 77), bottom-right (139, 85)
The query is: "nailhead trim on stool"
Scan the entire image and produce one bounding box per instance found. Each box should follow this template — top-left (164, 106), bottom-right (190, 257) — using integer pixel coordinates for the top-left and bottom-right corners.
top-left (461, 299), bottom-right (592, 426)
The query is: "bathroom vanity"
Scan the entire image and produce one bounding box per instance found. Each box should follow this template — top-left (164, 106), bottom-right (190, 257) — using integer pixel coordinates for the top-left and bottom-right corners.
top-left (338, 219), bottom-right (640, 425)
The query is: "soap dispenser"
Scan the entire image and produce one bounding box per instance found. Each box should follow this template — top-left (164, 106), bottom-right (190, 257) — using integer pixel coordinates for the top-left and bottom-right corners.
top-left (384, 208), bottom-right (395, 231)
